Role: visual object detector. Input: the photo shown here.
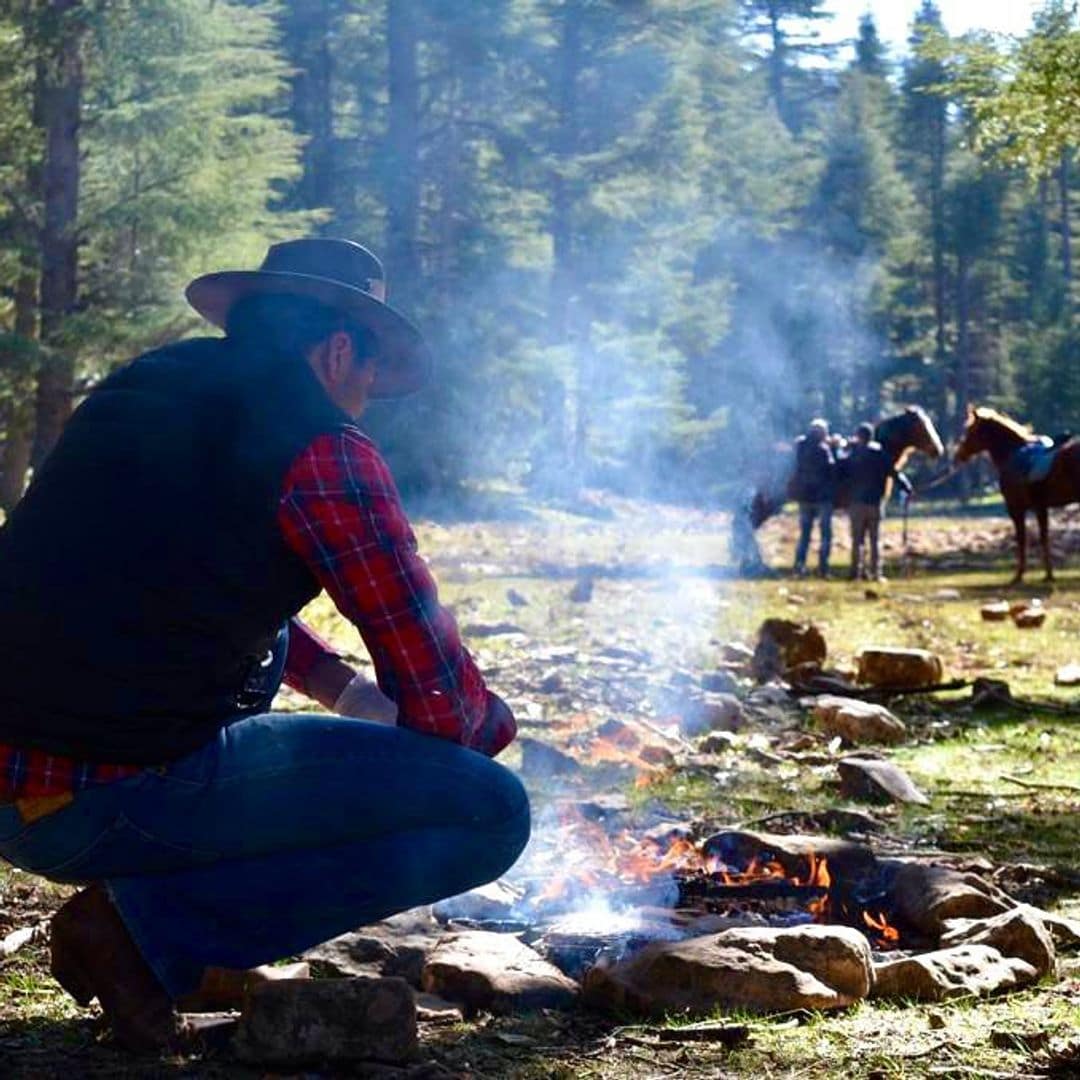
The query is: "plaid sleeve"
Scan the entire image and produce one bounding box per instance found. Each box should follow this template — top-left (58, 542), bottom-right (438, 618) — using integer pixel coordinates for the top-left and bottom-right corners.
top-left (277, 429), bottom-right (513, 753)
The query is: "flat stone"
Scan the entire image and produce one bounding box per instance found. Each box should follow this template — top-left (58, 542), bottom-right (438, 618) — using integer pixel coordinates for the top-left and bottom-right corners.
top-left (981, 600), bottom-right (1011, 622)
top-left (433, 880), bottom-right (523, 925)
top-left (856, 647), bottom-right (943, 688)
top-left (421, 931), bottom-right (578, 1015)
top-left (940, 907), bottom-right (1056, 977)
top-left (812, 696), bottom-right (907, 746)
top-left (233, 976), bottom-right (417, 1066)
top-left (176, 961), bottom-right (311, 1012)
top-left (1015, 904), bottom-right (1080, 950)
top-left (890, 862), bottom-right (1012, 935)
top-left (721, 641), bottom-right (754, 664)
top-left (1054, 663), bottom-right (1080, 687)
top-left (584, 924), bottom-right (872, 1018)
top-left (701, 670), bottom-right (739, 693)
top-left (871, 944), bottom-right (1038, 1002)
top-left (415, 991), bottom-right (465, 1023)
top-left (752, 619), bottom-right (827, 681)
top-left (838, 756), bottom-right (929, 805)
top-left (304, 910), bottom-right (443, 987)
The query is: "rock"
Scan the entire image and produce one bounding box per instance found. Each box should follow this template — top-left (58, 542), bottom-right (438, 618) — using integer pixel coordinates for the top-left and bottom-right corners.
top-left (506, 588), bottom-right (529, 608)
top-left (1054, 664), bottom-right (1080, 686)
top-left (584, 925), bottom-right (872, 1018)
top-left (519, 737), bottom-right (582, 779)
top-left (414, 992), bottom-right (465, 1023)
top-left (812, 696), bottom-right (907, 746)
top-left (701, 670), bottom-right (739, 693)
top-left (421, 931), bottom-right (579, 1015)
top-left (933, 588), bottom-right (962, 601)
top-left (177, 962), bottom-right (311, 1012)
top-left (837, 756), bottom-right (930, 805)
top-left (890, 862), bottom-right (1012, 935)
top-left (679, 692), bottom-right (746, 736)
top-left (1012, 604), bottom-right (1047, 628)
top-left (871, 945), bottom-right (1038, 1002)
top-left (433, 880), bottom-right (523, 924)
top-left (698, 730), bottom-right (738, 754)
top-left (751, 619), bottom-right (827, 682)
top-left (722, 641), bottom-right (754, 665)
top-left (304, 910), bottom-right (444, 987)
top-left (981, 600), bottom-right (1011, 622)
top-left (940, 907), bottom-right (1056, 977)
top-left (1015, 904), bottom-right (1080, 950)
top-left (856, 647), bottom-right (942, 688)
top-left (568, 576), bottom-right (594, 603)
top-left (461, 621), bottom-right (526, 638)
top-left (233, 977), bottom-right (417, 1066)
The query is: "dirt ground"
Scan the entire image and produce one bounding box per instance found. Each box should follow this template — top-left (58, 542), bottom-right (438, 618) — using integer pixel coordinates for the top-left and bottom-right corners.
top-left (2, 493), bottom-right (1079, 1078)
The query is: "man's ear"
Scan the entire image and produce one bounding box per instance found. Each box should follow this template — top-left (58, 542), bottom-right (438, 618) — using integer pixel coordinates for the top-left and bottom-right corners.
top-left (324, 330), bottom-right (354, 384)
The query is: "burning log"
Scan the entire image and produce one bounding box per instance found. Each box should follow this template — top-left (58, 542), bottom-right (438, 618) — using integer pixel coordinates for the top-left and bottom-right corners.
top-left (675, 872), bottom-right (828, 907)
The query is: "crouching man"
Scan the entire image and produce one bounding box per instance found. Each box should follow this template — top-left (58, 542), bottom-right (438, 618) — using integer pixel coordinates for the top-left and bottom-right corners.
top-left (0, 239), bottom-right (529, 1051)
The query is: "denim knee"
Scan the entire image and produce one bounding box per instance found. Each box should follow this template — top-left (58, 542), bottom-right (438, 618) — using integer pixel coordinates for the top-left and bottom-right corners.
top-left (475, 763), bottom-right (530, 879)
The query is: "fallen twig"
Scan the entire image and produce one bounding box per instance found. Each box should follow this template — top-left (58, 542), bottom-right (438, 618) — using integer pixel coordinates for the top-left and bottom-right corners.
top-left (654, 1022), bottom-right (750, 1047)
top-left (1000, 774), bottom-right (1080, 794)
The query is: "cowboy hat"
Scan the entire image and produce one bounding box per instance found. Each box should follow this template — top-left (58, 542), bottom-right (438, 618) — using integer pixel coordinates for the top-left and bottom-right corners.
top-left (185, 238), bottom-right (431, 398)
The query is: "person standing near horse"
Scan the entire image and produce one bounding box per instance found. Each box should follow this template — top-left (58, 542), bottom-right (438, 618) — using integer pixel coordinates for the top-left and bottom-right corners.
top-left (840, 421), bottom-right (913, 581)
top-left (791, 418), bottom-right (836, 578)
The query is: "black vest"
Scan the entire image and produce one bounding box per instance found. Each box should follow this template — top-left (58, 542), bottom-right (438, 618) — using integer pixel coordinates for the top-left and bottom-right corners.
top-left (0, 337), bottom-right (349, 763)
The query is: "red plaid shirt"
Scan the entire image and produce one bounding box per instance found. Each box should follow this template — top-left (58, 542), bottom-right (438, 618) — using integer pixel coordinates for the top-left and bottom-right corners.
top-left (0, 426), bottom-right (514, 803)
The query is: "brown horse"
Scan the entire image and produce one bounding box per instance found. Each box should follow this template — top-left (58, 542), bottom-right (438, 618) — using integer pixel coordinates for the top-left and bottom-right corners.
top-left (954, 405), bottom-right (1080, 583)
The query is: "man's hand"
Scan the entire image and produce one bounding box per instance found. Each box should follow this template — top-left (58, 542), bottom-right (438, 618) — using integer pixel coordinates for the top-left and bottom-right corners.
top-left (471, 692), bottom-right (517, 757)
top-left (333, 673), bottom-right (398, 725)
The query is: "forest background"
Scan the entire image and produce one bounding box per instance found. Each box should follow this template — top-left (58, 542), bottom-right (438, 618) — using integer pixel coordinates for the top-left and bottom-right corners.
top-left (1, 0), bottom-right (1078, 510)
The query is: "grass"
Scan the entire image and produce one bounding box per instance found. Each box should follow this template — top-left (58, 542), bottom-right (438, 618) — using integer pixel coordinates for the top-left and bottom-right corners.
top-left (2, 495), bottom-right (1079, 1077)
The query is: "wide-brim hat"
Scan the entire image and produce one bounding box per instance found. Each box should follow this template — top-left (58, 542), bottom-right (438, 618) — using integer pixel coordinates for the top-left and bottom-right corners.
top-left (185, 238), bottom-right (431, 398)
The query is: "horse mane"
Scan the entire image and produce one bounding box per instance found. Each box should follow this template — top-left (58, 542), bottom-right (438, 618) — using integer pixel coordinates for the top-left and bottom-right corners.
top-left (970, 406), bottom-right (1034, 442)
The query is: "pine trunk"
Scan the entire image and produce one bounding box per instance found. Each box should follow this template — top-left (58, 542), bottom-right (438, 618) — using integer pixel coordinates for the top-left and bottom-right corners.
top-left (386, 0), bottom-right (420, 306)
top-left (1059, 148), bottom-right (1072, 318)
top-left (0, 275), bottom-right (38, 510)
top-left (31, 0), bottom-right (83, 467)
top-left (285, 0), bottom-right (335, 214)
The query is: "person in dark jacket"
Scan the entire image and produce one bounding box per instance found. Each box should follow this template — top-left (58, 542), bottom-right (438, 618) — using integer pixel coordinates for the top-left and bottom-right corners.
top-left (841, 421), bottom-right (913, 581)
top-left (791, 418), bottom-right (836, 577)
top-left (0, 239), bottom-right (530, 1051)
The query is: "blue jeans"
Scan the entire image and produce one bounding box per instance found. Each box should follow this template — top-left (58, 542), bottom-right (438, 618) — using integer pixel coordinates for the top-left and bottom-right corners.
top-left (0, 714), bottom-right (530, 997)
top-left (794, 500), bottom-right (833, 572)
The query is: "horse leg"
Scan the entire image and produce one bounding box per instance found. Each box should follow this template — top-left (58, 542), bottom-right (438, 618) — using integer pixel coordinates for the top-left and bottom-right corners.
top-left (1009, 511), bottom-right (1026, 585)
top-left (1036, 505), bottom-right (1053, 582)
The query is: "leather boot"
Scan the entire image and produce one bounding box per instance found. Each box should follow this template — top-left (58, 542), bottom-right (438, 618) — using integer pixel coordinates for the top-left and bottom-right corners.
top-left (50, 884), bottom-right (183, 1052)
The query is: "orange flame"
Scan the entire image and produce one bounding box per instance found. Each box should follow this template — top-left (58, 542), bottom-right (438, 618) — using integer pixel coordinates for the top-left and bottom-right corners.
top-left (862, 909), bottom-right (900, 945)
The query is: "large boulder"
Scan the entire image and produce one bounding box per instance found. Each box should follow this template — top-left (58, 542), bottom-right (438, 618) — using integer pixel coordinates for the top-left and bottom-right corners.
top-left (584, 925), bottom-right (872, 1018)
top-left (304, 909), bottom-right (443, 987)
top-left (856, 647), bottom-right (942, 688)
top-left (872, 944), bottom-right (1038, 1002)
top-left (233, 977), bottom-right (417, 1066)
top-left (940, 907), bottom-right (1057, 978)
top-left (890, 861), bottom-right (1012, 935)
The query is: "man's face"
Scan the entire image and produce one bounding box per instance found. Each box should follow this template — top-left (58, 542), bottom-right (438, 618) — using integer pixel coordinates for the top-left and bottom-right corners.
top-left (338, 348), bottom-right (378, 419)
top-left (310, 330), bottom-right (378, 419)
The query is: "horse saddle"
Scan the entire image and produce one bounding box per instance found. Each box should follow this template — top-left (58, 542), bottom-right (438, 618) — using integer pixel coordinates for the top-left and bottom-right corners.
top-left (1012, 437), bottom-right (1057, 483)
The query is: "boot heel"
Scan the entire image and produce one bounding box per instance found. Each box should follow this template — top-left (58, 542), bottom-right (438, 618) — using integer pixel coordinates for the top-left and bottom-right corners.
top-left (50, 948), bottom-right (97, 1006)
